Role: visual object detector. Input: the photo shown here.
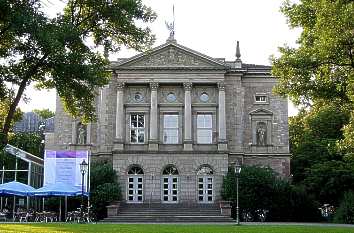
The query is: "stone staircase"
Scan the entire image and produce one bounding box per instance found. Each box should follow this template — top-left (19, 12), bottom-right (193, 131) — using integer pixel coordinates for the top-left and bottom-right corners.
top-left (102, 203), bottom-right (234, 223)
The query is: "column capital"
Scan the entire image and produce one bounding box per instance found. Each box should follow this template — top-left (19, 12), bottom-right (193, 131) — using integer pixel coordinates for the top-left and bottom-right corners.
top-left (218, 82), bottom-right (225, 91)
top-left (149, 82), bottom-right (159, 90)
top-left (117, 82), bottom-right (125, 90)
top-left (183, 82), bottom-right (192, 91)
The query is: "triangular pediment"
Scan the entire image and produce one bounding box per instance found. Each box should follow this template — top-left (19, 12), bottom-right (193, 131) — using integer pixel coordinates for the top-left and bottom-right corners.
top-left (113, 42), bottom-right (226, 69)
top-left (249, 108), bottom-right (273, 115)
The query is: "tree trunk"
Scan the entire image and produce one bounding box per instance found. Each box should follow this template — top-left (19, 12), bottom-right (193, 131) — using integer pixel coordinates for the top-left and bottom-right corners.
top-left (1, 77), bottom-right (29, 147)
top-left (0, 54), bottom-right (48, 148)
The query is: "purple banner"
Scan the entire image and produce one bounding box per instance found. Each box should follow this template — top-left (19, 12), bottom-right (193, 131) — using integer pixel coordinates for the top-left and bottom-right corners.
top-left (45, 150), bottom-right (87, 158)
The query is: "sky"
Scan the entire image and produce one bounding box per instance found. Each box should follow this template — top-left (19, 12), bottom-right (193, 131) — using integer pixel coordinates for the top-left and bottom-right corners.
top-left (19, 0), bottom-right (301, 116)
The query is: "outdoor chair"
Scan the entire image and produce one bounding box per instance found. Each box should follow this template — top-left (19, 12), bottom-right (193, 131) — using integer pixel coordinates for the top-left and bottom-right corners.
top-left (0, 212), bottom-right (7, 222)
top-left (19, 212), bottom-right (31, 222)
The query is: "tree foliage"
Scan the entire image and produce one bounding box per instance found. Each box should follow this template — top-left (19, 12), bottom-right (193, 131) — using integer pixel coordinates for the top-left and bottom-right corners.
top-left (90, 160), bottom-right (121, 220)
top-left (334, 191), bottom-right (354, 224)
top-left (289, 102), bottom-right (354, 206)
top-left (272, 0), bottom-right (354, 150)
top-left (272, 0), bottom-right (354, 106)
top-left (222, 165), bottom-right (321, 222)
top-left (0, 0), bottom-right (156, 146)
top-left (33, 108), bottom-right (55, 119)
top-left (273, 0), bottom-right (354, 211)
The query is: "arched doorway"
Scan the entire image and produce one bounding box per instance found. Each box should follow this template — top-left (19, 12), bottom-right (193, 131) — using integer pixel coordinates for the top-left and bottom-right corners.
top-left (197, 165), bottom-right (214, 203)
top-left (161, 165), bottom-right (179, 203)
top-left (127, 165), bottom-right (144, 203)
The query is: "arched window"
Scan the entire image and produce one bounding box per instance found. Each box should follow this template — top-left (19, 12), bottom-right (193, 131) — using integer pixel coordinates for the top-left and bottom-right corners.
top-left (197, 165), bottom-right (214, 175)
top-left (128, 165), bottom-right (144, 175)
top-left (162, 165), bottom-right (179, 175)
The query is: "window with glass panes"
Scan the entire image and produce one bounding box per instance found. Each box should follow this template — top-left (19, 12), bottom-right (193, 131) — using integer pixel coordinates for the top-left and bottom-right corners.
top-left (197, 114), bottom-right (212, 144)
top-left (130, 114), bottom-right (145, 143)
top-left (163, 114), bottom-right (179, 144)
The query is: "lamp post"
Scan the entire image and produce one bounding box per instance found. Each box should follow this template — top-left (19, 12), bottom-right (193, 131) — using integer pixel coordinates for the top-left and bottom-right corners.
top-left (234, 162), bottom-right (242, 225)
top-left (80, 160), bottom-right (88, 222)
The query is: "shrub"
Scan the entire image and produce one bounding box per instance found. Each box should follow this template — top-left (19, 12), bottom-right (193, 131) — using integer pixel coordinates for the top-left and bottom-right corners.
top-left (222, 165), bottom-right (322, 222)
top-left (91, 182), bottom-right (121, 220)
top-left (334, 191), bottom-right (354, 224)
top-left (90, 161), bottom-right (121, 220)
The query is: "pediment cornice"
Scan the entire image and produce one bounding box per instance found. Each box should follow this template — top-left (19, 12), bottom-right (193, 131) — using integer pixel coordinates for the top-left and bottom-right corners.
top-left (111, 42), bottom-right (226, 70)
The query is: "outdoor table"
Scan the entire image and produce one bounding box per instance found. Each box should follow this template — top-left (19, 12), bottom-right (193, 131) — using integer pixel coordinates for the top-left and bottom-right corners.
top-left (0, 212), bottom-right (7, 221)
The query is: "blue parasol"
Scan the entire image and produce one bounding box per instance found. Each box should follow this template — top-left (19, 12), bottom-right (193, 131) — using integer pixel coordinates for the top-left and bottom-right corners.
top-left (32, 183), bottom-right (88, 197)
top-left (0, 181), bottom-right (36, 196)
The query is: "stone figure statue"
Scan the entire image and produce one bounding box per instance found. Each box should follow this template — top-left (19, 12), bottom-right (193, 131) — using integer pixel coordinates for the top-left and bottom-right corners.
top-left (257, 123), bottom-right (266, 146)
top-left (165, 21), bottom-right (175, 39)
top-left (77, 123), bottom-right (86, 144)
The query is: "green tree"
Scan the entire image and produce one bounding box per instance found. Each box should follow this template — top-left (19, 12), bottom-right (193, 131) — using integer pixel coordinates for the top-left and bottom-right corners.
top-left (303, 160), bottom-right (354, 205)
top-left (0, 0), bottom-right (156, 146)
top-left (334, 191), bottom-right (354, 224)
top-left (290, 103), bottom-right (350, 183)
top-left (272, 0), bottom-right (354, 106)
top-left (90, 160), bottom-right (121, 220)
top-left (272, 0), bottom-right (354, 149)
top-left (288, 102), bottom-right (354, 206)
top-left (222, 165), bottom-right (321, 222)
top-left (0, 95), bottom-right (22, 133)
top-left (8, 132), bottom-right (42, 157)
top-left (33, 108), bottom-right (55, 119)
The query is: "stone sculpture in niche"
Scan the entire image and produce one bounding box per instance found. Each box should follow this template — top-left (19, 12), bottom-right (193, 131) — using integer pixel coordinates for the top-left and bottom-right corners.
top-left (256, 122), bottom-right (267, 146)
top-left (77, 123), bottom-right (87, 144)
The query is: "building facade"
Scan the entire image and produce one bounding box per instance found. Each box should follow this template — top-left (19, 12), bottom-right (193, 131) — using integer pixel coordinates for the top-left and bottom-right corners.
top-left (47, 38), bottom-right (290, 204)
top-left (14, 112), bottom-right (55, 133)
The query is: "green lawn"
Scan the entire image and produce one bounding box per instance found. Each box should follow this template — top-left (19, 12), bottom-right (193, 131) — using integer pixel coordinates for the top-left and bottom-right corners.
top-left (0, 224), bottom-right (354, 233)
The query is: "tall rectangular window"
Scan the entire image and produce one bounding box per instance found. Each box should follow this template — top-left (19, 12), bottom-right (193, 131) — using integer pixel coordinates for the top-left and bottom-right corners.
top-left (163, 115), bottom-right (179, 144)
top-left (130, 114), bottom-right (145, 143)
top-left (197, 114), bottom-right (212, 144)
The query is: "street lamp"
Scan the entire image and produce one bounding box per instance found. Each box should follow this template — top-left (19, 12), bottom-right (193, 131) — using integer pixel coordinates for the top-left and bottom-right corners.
top-left (234, 162), bottom-right (242, 225)
top-left (80, 160), bottom-right (88, 222)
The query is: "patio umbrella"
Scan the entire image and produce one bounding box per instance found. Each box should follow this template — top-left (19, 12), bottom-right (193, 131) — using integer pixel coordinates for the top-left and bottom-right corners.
top-left (0, 181), bottom-right (36, 220)
top-left (32, 183), bottom-right (83, 197)
top-left (32, 182), bottom-right (88, 221)
top-left (0, 181), bottom-right (35, 196)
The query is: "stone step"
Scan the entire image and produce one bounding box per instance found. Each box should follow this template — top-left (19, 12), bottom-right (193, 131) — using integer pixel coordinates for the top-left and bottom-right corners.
top-left (102, 216), bottom-right (234, 223)
top-left (102, 203), bottom-right (232, 223)
top-left (119, 210), bottom-right (220, 213)
top-left (118, 213), bottom-right (220, 218)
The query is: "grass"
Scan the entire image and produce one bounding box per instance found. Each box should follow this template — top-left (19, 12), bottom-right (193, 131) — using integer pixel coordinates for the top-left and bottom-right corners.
top-left (0, 224), bottom-right (354, 233)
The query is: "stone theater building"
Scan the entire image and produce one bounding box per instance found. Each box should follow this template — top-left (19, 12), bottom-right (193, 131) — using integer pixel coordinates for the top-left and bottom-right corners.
top-left (47, 36), bottom-right (290, 205)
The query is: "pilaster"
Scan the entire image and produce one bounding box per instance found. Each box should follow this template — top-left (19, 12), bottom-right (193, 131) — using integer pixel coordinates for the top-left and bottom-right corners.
top-left (149, 82), bottom-right (159, 151)
top-left (183, 82), bottom-right (193, 151)
top-left (218, 82), bottom-right (228, 151)
top-left (113, 81), bottom-right (125, 151)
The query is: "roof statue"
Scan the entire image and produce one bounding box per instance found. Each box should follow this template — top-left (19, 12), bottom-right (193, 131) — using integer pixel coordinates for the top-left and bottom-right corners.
top-left (236, 41), bottom-right (241, 61)
top-left (235, 41), bottom-right (242, 68)
top-left (165, 5), bottom-right (176, 42)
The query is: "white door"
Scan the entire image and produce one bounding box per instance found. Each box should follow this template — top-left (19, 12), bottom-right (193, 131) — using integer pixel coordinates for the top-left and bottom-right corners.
top-left (162, 176), bottom-right (178, 203)
top-left (198, 176), bottom-right (213, 203)
top-left (127, 176), bottom-right (143, 203)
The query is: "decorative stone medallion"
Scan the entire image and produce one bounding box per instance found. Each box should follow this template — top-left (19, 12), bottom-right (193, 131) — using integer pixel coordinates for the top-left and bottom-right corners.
top-left (166, 92), bottom-right (177, 102)
top-left (134, 92), bottom-right (144, 102)
top-left (200, 92), bottom-right (209, 102)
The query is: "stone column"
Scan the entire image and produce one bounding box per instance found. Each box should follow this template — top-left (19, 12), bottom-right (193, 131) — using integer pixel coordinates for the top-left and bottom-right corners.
top-left (113, 81), bottom-right (125, 151)
top-left (218, 82), bottom-right (228, 151)
top-left (183, 82), bottom-right (193, 151)
top-left (149, 82), bottom-right (159, 151)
